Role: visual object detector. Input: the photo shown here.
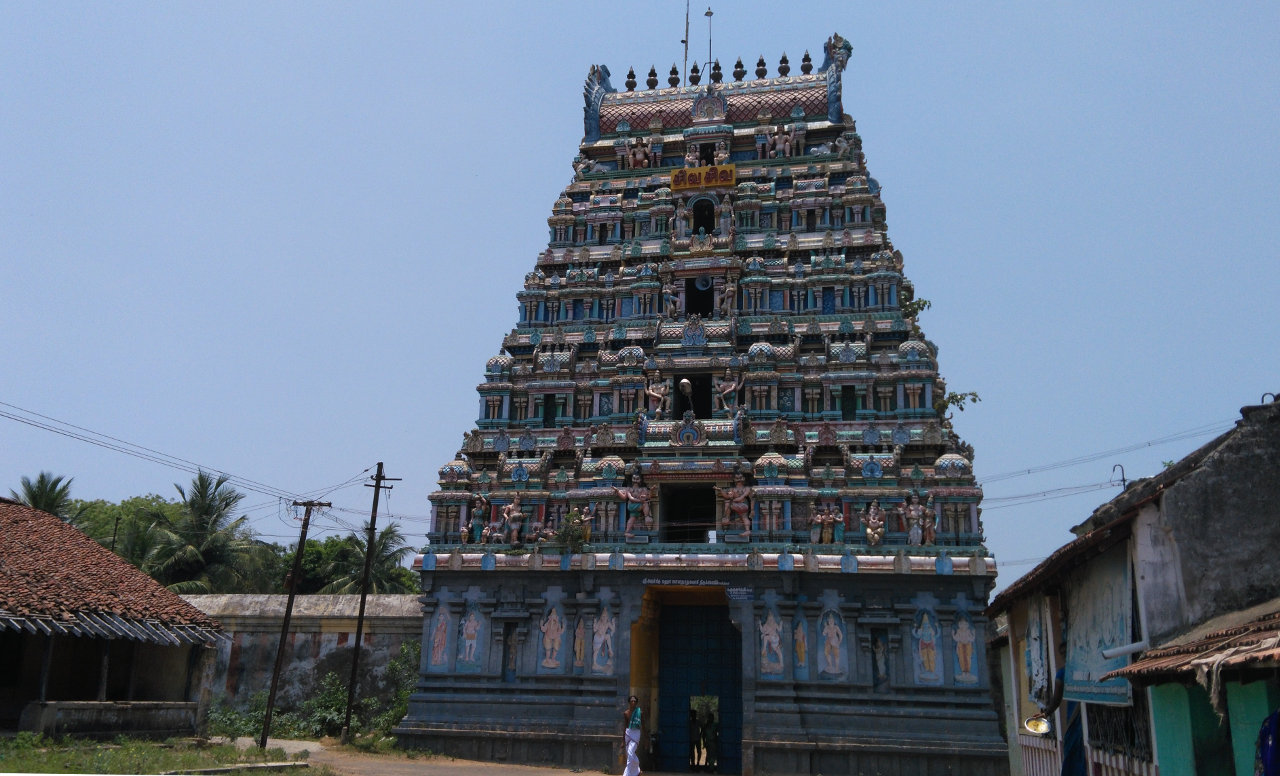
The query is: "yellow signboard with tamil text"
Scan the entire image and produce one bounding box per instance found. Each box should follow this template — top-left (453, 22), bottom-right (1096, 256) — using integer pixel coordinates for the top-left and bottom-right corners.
top-left (671, 163), bottom-right (735, 192)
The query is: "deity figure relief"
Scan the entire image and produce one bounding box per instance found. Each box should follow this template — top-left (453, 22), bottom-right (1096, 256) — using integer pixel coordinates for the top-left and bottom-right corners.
top-left (613, 474), bottom-right (652, 537)
top-left (502, 494), bottom-right (524, 544)
top-left (627, 137), bottom-right (651, 169)
top-left (794, 620), bottom-right (808, 666)
top-left (770, 126), bottom-right (793, 158)
top-left (872, 634), bottom-right (889, 691)
top-left (482, 503), bottom-right (506, 544)
top-left (593, 607), bottom-right (616, 673)
top-left (661, 281), bottom-right (682, 320)
top-left (575, 503), bottom-right (596, 542)
top-left (716, 472), bottom-right (754, 537)
top-left (759, 610), bottom-right (783, 672)
top-left (821, 612), bottom-right (844, 675)
top-left (429, 611), bottom-right (449, 666)
top-left (861, 500), bottom-right (886, 546)
top-left (645, 370), bottom-right (672, 418)
top-left (913, 611), bottom-right (941, 678)
top-left (685, 144), bottom-right (700, 167)
top-left (715, 369), bottom-right (744, 411)
top-left (714, 140), bottom-right (729, 165)
top-left (573, 617), bottom-right (587, 668)
top-left (953, 617), bottom-right (977, 681)
top-left (901, 492), bottom-right (933, 546)
top-left (459, 610), bottom-right (481, 663)
top-left (540, 608), bottom-right (565, 668)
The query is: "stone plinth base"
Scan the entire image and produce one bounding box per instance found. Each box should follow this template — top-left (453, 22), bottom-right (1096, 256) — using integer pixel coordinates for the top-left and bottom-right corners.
top-left (19, 701), bottom-right (198, 739)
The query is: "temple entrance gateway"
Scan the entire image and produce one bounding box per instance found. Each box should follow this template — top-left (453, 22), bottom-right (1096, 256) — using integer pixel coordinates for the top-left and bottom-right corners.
top-left (657, 600), bottom-right (742, 774)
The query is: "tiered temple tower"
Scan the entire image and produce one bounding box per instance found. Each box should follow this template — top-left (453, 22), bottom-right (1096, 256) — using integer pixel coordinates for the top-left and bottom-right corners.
top-left (399, 34), bottom-right (1003, 776)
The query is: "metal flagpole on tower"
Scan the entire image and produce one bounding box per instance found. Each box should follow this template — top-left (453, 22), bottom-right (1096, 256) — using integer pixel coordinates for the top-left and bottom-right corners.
top-left (705, 7), bottom-right (713, 71)
top-left (680, 0), bottom-right (691, 87)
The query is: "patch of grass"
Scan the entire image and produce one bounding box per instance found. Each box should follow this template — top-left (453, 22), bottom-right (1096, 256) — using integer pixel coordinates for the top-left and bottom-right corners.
top-left (0, 734), bottom-right (310, 774)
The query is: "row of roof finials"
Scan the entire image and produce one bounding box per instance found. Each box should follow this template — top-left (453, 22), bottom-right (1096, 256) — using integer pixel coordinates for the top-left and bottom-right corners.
top-left (620, 52), bottom-right (820, 92)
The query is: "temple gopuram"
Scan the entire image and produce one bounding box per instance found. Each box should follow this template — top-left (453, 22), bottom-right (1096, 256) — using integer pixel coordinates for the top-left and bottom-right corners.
top-left (398, 33), bottom-right (1004, 776)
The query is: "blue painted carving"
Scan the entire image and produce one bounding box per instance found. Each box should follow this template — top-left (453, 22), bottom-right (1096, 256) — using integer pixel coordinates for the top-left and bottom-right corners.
top-left (818, 33), bottom-right (852, 123)
top-left (480, 552), bottom-right (496, 571)
top-left (421, 553), bottom-right (437, 571)
top-left (493, 431), bottom-right (510, 452)
top-left (892, 426), bottom-right (910, 445)
top-left (777, 553), bottom-right (793, 571)
top-left (778, 390), bottom-right (794, 412)
top-left (426, 608), bottom-right (451, 673)
top-left (840, 551), bottom-right (858, 573)
top-left (682, 317), bottom-right (708, 346)
top-left (861, 427), bottom-right (877, 445)
top-left (583, 328), bottom-right (596, 343)
top-left (952, 610), bottom-right (979, 685)
top-left (758, 607), bottom-right (785, 679)
top-left (511, 465), bottom-right (529, 483)
top-left (583, 65), bottom-right (616, 143)
top-left (935, 554), bottom-right (954, 575)
top-left (519, 429), bottom-right (537, 451)
top-left (911, 607), bottom-right (944, 686)
top-left (529, 331), bottom-right (542, 346)
top-left (599, 395), bottom-right (613, 415)
top-left (817, 609), bottom-right (848, 679)
top-left (792, 614), bottom-right (810, 680)
top-left (456, 605), bottom-right (486, 673)
top-left (608, 552), bottom-right (625, 570)
top-left (862, 460), bottom-right (882, 479)
top-left (536, 605), bottom-right (568, 674)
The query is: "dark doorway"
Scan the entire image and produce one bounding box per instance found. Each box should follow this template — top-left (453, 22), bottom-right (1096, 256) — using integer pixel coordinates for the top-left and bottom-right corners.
top-left (685, 277), bottom-right (715, 316)
top-left (542, 396), bottom-right (557, 429)
top-left (672, 374), bottom-right (713, 419)
top-left (692, 199), bottom-right (716, 235)
top-left (841, 386), bottom-right (859, 420)
top-left (658, 603), bottom-right (742, 774)
top-left (805, 210), bottom-right (816, 232)
top-left (660, 484), bottom-right (716, 543)
top-left (699, 143), bottom-right (715, 166)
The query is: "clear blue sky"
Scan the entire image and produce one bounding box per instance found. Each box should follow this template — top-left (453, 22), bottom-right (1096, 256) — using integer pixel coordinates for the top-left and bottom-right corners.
top-left (3, 2), bottom-right (1277, 590)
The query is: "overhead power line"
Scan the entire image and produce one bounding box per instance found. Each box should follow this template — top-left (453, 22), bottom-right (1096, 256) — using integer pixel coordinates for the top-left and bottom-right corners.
top-left (0, 401), bottom-right (368, 506)
top-left (977, 419), bottom-right (1232, 485)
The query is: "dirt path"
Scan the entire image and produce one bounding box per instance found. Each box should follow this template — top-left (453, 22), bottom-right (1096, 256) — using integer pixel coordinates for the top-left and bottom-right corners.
top-left (309, 748), bottom-right (579, 776)
top-left (229, 738), bottom-right (586, 776)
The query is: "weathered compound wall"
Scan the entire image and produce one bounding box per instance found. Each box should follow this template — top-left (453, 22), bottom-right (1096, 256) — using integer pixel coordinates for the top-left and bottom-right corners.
top-left (183, 594), bottom-right (421, 711)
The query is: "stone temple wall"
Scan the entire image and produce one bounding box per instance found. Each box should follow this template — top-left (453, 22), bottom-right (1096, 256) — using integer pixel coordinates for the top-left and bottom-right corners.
top-left (396, 561), bottom-right (1007, 775)
top-left (184, 594), bottom-right (421, 712)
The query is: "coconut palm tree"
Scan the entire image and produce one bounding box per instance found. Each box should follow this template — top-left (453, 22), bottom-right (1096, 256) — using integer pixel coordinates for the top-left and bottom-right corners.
top-left (319, 521), bottom-right (417, 594)
top-left (10, 471), bottom-right (78, 521)
top-left (145, 471), bottom-right (266, 593)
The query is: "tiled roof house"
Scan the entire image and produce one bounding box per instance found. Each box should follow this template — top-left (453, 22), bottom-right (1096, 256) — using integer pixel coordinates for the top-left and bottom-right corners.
top-left (0, 497), bottom-right (224, 736)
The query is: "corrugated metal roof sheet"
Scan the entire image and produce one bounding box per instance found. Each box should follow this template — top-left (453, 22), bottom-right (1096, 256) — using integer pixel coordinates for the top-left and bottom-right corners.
top-left (1105, 599), bottom-right (1280, 683)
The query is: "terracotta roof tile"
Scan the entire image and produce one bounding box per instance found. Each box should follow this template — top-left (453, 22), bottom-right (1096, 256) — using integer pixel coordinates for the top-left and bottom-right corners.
top-left (0, 498), bottom-right (220, 632)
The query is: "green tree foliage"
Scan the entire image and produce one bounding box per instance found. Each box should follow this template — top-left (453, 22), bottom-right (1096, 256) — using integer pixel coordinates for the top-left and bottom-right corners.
top-left (319, 521), bottom-right (417, 594)
top-left (10, 471), bottom-right (80, 521)
top-left (73, 494), bottom-right (181, 568)
top-left (144, 471), bottom-right (271, 594)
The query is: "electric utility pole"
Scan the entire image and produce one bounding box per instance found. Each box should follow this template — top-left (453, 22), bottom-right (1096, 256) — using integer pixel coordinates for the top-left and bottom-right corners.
top-left (259, 500), bottom-right (330, 750)
top-left (340, 462), bottom-right (399, 744)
